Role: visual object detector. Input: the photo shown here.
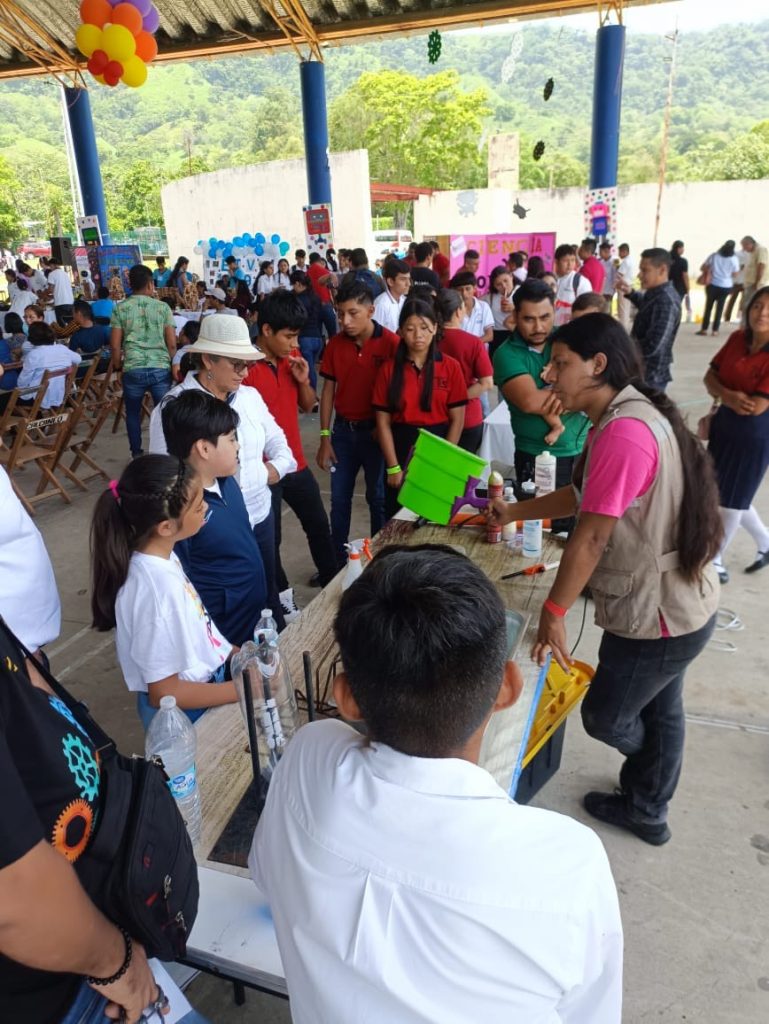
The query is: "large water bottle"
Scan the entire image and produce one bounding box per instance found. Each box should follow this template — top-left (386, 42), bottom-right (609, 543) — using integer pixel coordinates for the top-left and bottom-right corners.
top-left (145, 695), bottom-right (201, 845)
top-left (254, 608), bottom-right (278, 645)
top-left (232, 640), bottom-right (301, 774)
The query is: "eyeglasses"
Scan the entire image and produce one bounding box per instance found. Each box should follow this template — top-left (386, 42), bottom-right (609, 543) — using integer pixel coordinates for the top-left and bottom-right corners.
top-left (221, 357), bottom-right (249, 374)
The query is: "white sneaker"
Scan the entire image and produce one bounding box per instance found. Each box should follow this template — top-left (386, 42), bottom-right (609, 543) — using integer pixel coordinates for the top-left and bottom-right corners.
top-left (279, 587), bottom-right (301, 624)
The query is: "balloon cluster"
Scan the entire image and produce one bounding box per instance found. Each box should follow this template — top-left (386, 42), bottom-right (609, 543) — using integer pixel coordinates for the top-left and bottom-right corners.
top-left (75, 0), bottom-right (159, 88)
top-left (193, 233), bottom-right (292, 263)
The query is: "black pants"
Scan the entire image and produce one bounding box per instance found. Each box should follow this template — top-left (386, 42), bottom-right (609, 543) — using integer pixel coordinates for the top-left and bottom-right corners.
top-left (514, 450), bottom-right (576, 534)
top-left (386, 422), bottom-right (448, 520)
top-left (724, 283), bottom-right (744, 322)
top-left (271, 467), bottom-right (338, 590)
top-left (459, 423), bottom-right (483, 454)
top-left (55, 304), bottom-right (74, 326)
top-left (701, 284), bottom-right (732, 333)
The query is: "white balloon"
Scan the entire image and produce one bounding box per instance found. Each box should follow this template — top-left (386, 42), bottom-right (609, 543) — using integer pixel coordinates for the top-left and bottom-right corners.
top-left (231, 246), bottom-right (246, 259)
top-left (192, 244), bottom-right (204, 255)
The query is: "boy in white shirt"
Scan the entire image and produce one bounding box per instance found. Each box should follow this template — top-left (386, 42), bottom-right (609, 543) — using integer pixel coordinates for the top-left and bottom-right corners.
top-left (372, 257), bottom-right (411, 333)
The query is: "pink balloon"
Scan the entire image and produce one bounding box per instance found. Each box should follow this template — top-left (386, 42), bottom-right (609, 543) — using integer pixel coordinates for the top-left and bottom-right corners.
top-left (142, 6), bottom-right (159, 32)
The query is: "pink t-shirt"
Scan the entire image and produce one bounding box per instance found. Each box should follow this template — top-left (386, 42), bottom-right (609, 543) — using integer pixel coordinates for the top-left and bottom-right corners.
top-left (580, 418), bottom-right (670, 637)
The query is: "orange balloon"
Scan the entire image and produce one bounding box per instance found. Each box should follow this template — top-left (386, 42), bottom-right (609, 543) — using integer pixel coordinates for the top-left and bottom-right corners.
top-left (134, 30), bottom-right (158, 63)
top-left (79, 0), bottom-right (112, 28)
top-left (111, 2), bottom-right (143, 36)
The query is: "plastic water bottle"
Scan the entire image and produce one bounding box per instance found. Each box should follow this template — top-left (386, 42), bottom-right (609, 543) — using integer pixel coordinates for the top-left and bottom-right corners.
top-left (231, 640), bottom-right (301, 773)
top-left (535, 449), bottom-right (556, 496)
top-left (145, 695), bottom-right (201, 845)
top-left (254, 608), bottom-right (278, 646)
top-left (502, 486), bottom-right (518, 543)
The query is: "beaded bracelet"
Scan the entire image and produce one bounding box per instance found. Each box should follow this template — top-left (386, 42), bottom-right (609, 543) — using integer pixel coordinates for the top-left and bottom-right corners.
top-left (86, 927), bottom-right (132, 987)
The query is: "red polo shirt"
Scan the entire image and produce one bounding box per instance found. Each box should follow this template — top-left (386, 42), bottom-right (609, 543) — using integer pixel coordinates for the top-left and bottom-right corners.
top-left (711, 330), bottom-right (769, 396)
top-left (432, 251), bottom-right (450, 286)
top-left (244, 354), bottom-right (306, 471)
top-left (372, 351), bottom-right (467, 426)
top-left (579, 256), bottom-right (605, 294)
top-left (320, 323), bottom-right (400, 422)
top-left (307, 262), bottom-right (332, 304)
top-left (439, 327), bottom-right (493, 429)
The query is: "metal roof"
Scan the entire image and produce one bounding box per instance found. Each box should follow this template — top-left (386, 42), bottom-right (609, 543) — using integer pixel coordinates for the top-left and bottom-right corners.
top-left (0, 0), bottom-right (665, 80)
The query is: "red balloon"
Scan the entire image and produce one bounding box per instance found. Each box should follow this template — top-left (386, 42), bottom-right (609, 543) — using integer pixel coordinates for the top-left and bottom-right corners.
top-left (105, 60), bottom-right (124, 81)
top-left (104, 70), bottom-right (121, 87)
top-left (88, 49), bottom-right (109, 74)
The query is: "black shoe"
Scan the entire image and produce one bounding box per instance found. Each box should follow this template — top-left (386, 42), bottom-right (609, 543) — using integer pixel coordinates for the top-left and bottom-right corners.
top-left (583, 791), bottom-right (672, 846)
top-left (716, 566), bottom-right (729, 585)
top-left (308, 572), bottom-right (322, 588)
top-left (745, 551), bottom-right (769, 574)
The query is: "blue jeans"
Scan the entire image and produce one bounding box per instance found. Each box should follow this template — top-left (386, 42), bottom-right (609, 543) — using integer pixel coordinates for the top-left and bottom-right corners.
top-left (581, 614), bottom-right (716, 824)
top-left (319, 302), bottom-right (337, 340)
top-left (122, 367), bottom-right (172, 456)
top-left (60, 978), bottom-right (211, 1024)
top-left (299, 336), bottom-right (323, 390)
top-left (330, 421), bottom-right (385, 566)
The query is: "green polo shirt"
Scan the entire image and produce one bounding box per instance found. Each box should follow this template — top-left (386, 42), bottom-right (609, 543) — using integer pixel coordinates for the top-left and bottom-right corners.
top-left (110, 294), bottom-right (174, 372)
top-left (493, 331), bottom-right (588, 457)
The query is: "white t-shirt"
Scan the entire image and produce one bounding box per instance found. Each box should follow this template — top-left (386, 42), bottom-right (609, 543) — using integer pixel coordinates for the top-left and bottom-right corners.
top-left (17, 344), bottom-right (81, 408)
top-left (554, 271), bottom-right (592, 327)
top-left (0, 466), bottom-right (60, 650)
top-left (600, 258), bottom-right (617, 295)
top-left (617, 255), bottom-right (636, 288)
top-left (251, 721), bottom-right (624, 1024)
top-left (488, 291), bottom-right (516, 330)
top-left (7, 284), bottom-right (35, 320)
top-left (257, 275), bottom-right (276, 297)
top-left (27, 269), bottom-right (47, 294)
top-left (707, 253), bottom-right (740, 289)
top-left (373, 288), bottom-right (405, 334)
top-left (48, 267), bottom-right (74, 306)
top-left (460, 297), bottom-right (495, 338)
top-left (115, 551), bottom-right (231, 693)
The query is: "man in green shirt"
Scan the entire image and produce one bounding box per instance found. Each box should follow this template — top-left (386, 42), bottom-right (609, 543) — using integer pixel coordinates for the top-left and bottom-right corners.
top-left (493, 278), bottom-right (589, 531)
top-left (110, 263), bottom-right (177, 457)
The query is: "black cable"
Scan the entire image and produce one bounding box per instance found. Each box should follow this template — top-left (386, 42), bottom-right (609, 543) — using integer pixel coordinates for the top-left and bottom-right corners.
top-left (570, 594), bottom-right (589, 657)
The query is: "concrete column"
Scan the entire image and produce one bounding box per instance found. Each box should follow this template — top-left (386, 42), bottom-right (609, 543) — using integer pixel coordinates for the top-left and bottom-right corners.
top-left (589, 24), bottom-right (626, 190)
top-left (299, 60), bottom-right (332, 205)
top-left (63, 86), bottom-right (111, 244)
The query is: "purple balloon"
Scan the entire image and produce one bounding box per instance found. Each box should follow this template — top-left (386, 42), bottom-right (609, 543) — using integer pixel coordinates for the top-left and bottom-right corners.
top-left (142, 6), bottom-right (160, 32)
top-left (127, 0), bottom-right (153, 15)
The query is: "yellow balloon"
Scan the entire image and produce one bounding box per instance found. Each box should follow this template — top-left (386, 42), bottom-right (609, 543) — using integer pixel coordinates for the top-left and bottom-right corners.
top-left (121, 55), bottom-right (148, 88)
top-left (75, 22), bottom-right (102, 58)
top-left (101, 23), bottom-right (136, 63)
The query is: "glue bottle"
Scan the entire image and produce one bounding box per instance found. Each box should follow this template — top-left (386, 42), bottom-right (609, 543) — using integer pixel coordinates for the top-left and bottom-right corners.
top-left (535, 450), bottom-right (556, 497)
top-left (343, 542), bottom-right (364, 590)
top-left (521, 479), bottom-right (542, 559)
top-left (486, 470), bottom-right (504, 544)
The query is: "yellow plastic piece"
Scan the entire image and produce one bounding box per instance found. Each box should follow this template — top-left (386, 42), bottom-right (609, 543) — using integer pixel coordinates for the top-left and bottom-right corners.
top-left (522, 659), bottom-right (594, 767)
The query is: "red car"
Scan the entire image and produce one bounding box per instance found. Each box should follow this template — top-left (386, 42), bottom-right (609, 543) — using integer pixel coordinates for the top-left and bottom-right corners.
top-left (17, 240), bottom-right (51, 259)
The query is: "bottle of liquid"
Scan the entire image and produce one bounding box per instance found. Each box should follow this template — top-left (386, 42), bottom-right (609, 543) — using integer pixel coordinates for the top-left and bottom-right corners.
top-left (486, 470), bottom-right (504, 544)
top-left (502, 486), bottom-right (518, 543)
top-left (231, 640), bottom-right (301, 776)
top-left (535, 450), bottom-right (557, 496)
top-left (343, 542), bottom-right (364, 590)
top-left (520, 479), bottom-right (542, 559)
top-left (145, 695), bottom-right (201, 845)
top-left (254, 608), bottom-right (278, 646)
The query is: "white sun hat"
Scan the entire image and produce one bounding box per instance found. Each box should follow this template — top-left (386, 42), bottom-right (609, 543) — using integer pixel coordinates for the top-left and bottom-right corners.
top-left (188, 313), bottom-right (263, 361)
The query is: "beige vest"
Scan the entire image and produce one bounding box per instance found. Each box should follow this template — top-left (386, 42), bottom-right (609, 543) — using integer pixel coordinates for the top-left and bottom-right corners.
top-left (576, 385), bottom-right (719, 640)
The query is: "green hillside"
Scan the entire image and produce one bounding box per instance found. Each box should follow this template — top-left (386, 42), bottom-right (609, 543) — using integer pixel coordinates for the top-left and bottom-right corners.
top-left (1, 18), bottom-right (768, 241)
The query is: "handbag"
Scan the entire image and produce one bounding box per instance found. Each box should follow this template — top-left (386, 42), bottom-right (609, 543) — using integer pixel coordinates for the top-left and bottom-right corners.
top-left (17, 634), bottom-right (199, 962)
top-left (696, 259), bottom-right (712, 288)
top-left (697, 401), bottom-right (720, 441)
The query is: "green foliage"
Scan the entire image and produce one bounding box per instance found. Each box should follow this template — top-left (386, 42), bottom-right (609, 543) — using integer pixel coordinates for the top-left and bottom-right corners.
top-left (0, 156), bottom-right (22, 246)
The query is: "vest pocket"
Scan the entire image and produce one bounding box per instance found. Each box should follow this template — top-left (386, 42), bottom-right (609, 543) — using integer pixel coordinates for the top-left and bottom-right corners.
top-left (589, 567), bottom-right (634, 634)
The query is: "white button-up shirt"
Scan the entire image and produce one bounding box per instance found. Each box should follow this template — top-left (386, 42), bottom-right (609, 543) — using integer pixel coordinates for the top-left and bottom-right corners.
top-left (250, 720), bottom-right (623, 1024)
top-left (460, 296), bottom-right (495, 338)
top-left (373, 287), bottom-right (405, 333)
top-left (149, 372), bottom-right (296, 526)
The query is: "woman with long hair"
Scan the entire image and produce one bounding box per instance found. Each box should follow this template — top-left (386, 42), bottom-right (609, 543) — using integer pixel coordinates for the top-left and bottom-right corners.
top-left (696, 240), bottom-right (740, 337)
top-left (491, 313), bottom-right (721, 846)
top-left (167, 256), bottom-right (191, 297)
top-left (274, 258), bottom-right (291, 290)
top-left (373, 298), bottom-right (467, 519)
top-left (705, 285), bottom-right (769, 580)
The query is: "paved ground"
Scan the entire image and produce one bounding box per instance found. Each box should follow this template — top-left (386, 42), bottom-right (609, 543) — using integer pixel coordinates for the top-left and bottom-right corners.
top-left (22, 320), bottom-right (769, 1022)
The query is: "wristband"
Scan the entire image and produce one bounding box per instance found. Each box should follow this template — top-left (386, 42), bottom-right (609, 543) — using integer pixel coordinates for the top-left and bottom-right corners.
top-left (86, 926), bottom-right (132, 986)
top-left (386, 464), bottom-right (402, 476)
top-left (544, 597), bottom-right (568, 618)
top-left (319, 429), bottom-right (331, 438)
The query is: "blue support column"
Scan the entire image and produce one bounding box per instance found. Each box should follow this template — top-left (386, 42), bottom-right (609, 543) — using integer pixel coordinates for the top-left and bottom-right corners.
top-left (589, 24), bottom-right (626, 190)
top-left (299, 60), bottom-right (332, 205)
top-left (63, 86), bottom-right (111, 244)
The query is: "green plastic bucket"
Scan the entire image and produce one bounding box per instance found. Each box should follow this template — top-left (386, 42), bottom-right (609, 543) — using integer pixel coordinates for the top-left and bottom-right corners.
top-left (398, 429), bottom-right (487, 524)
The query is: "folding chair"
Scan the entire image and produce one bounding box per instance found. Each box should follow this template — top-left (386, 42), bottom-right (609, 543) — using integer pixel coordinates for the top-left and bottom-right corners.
top-left (59, 358), bottom-right (118, 487)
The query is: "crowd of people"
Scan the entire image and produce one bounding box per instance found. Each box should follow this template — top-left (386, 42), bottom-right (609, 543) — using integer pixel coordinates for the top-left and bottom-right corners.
top-left (1, 228), bottom-right (768, 1023)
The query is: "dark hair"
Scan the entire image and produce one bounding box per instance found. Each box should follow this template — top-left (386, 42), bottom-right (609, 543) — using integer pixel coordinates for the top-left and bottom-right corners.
top-left (128, 264), bottom-right (152, 292)
top-left (599, 241), bottom-right (612, 252)
top-left (489, 265), bottom-right (513, 292)
top-left (161, 389), bottom-right (239, 460)
top-left (349, 247), bottom-right (369, 268)
top-left (718, 239), bottom-right (736, 259)
top-left (334, 545), bottom-right (508, 757)
top-left (551, 314), bottom-right (722, 579)
top-left (383, 257), bottom-right (411, 281)
top-left (554, 243), bottom-right (575, 261)
top-left (257, 289), bottom-right (307, 333)
top-left (572, 291), bottom-right (607, 314)
top-left (290, 270), bottom-right (309, 286)
top-left (168, 257), bottom-right (189, 287)
top-left (640, 248), bottom-right (671, 271)
top-left (73, 298), bottom-right (92, 320)
top-left (336, 279), bottom-right (374, 306)
top-left (670, 241), bottom-right (684, 256)
top-left (429, 240), bottom-right (441, 252)
top-left (90, 455), bottom-right (196, 630)
top-left (3, 312), bottom-right (23, 335)
top-left (527, 255), bottom-right (545, 277)
top-left (308, 252), bottom-right (323, 265)
top-left (160, 296), bottom-right (176, 311)
top-left (508, 252), bottom-right (525, 269)
top-left (619, 242), bottom-right (630, 253)
top-left (4, 268), bottom-right (16, 281)
top-left (25, 303), bottom-right (43, 320)
top-left (512, 278), bottom-right (554, 310)
top-left (414, 241), bottom-right (432, 264)
top-left (295, 249), bottom-right (306, 259)
top-left (449, 270), bottom-right (476, 289)
top-left (27, 322), bottom-right (55, 346)
top-left (744, 285), bottom-right (769, 345)
top-left (97, 286), bottom-right (109, 299)
top-left (225, 255), bottom-right (237, 265)
top-left (581, 237), bottom-right (597, 255)
top-left (179, 319), bottom-right (200, 344)
top-left (464, 249), bottom-right (479, 261)
top-left (386, 299), bottom-right (438, 414)
top-left (434, 288), bottom-right (464, 324)
top-left (156, 256), bottom-right (166, 266)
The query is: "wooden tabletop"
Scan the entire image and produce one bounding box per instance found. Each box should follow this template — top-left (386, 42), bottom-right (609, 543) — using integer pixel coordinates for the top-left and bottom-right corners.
top-left (195, 518), bottom-right (565, 871)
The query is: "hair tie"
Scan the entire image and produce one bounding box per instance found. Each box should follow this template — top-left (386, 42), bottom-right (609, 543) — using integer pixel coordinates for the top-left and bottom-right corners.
top-left (109, 479), bottom-right (120, 503)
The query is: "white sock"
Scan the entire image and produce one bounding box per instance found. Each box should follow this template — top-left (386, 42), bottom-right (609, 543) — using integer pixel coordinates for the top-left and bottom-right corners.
top-left (740, 505), bottom-right (769, 554)
top-left (715, 507), bottom-right (742, 566)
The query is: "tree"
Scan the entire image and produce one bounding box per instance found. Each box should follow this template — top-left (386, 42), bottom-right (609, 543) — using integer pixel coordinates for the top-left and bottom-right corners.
top-left (329, 69), bottom-right (490, 191)
top-left (0, 156), bottom-right (22, 246)
top-left (249, 86), bottom-right (305, 163)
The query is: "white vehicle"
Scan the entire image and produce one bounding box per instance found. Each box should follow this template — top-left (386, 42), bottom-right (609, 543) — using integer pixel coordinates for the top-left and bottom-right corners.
top-left (371, 229), bottom-right (413, 259)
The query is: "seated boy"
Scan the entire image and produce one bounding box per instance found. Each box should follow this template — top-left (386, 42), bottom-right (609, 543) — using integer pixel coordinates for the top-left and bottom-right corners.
top-left (250, 544), bottom-right (623, 1024)
top-left (161, 389), bottom-right (268, 647)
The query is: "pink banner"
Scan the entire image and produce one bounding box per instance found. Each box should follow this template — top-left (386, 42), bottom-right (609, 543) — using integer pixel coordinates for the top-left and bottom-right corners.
top-left (449, 232), bottom-right (557, 291)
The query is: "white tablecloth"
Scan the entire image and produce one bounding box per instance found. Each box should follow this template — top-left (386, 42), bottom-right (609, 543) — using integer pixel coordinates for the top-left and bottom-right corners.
top-left (479, 401), bottom-right (515, 481)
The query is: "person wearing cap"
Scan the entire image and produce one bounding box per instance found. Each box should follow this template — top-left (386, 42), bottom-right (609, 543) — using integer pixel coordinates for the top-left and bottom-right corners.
top-left (204, 286), bottom-right (237, 315)
top-left (110, 264), bottom-right (177, 458)
top-left (149, 314), bottom-right (296, 628)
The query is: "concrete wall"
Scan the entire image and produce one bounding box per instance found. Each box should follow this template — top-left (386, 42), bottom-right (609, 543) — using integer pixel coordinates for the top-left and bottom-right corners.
top-left (161, 149), bottom-right (372, 272)
top-left (415, 180), bottom-right (769, 268)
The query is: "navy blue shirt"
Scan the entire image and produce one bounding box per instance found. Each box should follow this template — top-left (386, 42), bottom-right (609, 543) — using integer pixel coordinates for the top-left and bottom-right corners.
top-left (71, 323), bottom-right (110, 355)
top-left (175, 475), bottom-right (267, 647)
top-left (296, 288), bottom-right (322, 338)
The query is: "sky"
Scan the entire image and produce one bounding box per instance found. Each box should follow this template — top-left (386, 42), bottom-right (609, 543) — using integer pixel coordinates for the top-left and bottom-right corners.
top-left (547, 0), bottom-right (765, 35)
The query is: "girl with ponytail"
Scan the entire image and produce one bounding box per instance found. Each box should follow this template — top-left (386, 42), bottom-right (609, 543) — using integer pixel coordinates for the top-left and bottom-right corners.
top-left (490, 312), bottom-right (721, 845)
top-left (90, 454), bottom-right (238, 729)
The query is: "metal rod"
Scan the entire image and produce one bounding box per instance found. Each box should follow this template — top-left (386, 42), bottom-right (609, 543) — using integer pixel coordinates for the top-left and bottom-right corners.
top-left (303, 651), bottom-right (316, 722)
top-left (241, 667), bottom-right (262, 788)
